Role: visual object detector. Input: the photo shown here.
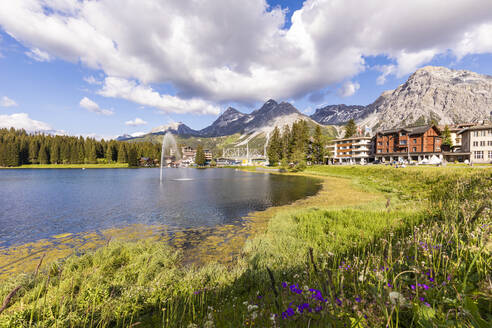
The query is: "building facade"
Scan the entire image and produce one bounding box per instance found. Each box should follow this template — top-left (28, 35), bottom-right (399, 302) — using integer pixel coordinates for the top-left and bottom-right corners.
top-left (374, 125), bottom-right (442, 163)
top-left (458, 124), bottom-right (492, 164)
top-left (326, 137), bottom-right (372, 164)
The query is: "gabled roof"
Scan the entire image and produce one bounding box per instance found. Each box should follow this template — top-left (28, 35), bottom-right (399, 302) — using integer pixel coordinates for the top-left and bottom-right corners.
top-left (457, 124), bottom-right (492, 134)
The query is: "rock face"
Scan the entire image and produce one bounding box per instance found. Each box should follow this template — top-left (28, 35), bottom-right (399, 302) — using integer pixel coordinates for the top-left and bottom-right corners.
top-left (311, 66), bottom-right (492, 130)
top-left (200, 107), bottom-right (252, 136)
top-left (310, 104), bottom-right (370, 125)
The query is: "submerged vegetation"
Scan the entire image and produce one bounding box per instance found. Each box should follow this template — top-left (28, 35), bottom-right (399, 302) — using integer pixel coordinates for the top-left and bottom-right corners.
top-left (0, 166), bottom-right (491, 327)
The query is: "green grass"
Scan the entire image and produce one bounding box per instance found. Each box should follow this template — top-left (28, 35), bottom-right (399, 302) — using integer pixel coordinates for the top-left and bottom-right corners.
top-left (2, 163), bottom-right (130, 169)
top-left (0, 166), bottom-right (490, 327)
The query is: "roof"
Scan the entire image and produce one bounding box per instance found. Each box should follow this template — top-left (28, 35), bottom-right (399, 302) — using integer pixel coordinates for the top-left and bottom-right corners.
top-left (457, 124), bottom-right (492, 134)
top-left (330, 136), bottom-right (372, 142)
top-left (377, 125), bottom-right (438, 136)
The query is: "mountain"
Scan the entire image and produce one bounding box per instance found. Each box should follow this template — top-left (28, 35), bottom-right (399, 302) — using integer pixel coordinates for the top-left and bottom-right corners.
top-left (118, 99), bottom-right (336, 145)
top-left (310, 104), bottom-right (370, 125)
top-left (199, 107), bottom-right (252, 136)
top-left (150, 122), bottom-right (202, 136)
top-left (310, 66), bottom-right (492, 131)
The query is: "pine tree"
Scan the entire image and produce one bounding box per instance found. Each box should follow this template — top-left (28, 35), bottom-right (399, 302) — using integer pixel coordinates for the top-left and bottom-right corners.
top-left (50, 141), bottom-right (61, 164)
top-left (344, 119), bottom-right (357, 138)
top-left (29, 139), bottom-right (39, 164)
top-left (117, 143), bottom-right (128, 163)
top-left (267, 127), bottom-right (281, 166)
top-left (441, 125), bottom-right (453, 149)
top-left (38, 144), bottom-right (50, 164)
top-left (127, 146), bottom-right (139, 167)
top-left (312, 125), bottom-right (325, 164)
top-left (87, 143), bottom-right (98, 164)
top-left (195, 144), bottom-right (206, 166)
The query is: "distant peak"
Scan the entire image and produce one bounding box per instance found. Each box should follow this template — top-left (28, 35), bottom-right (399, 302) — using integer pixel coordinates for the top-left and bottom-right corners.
top-left (265, 99), bottom-right (278, 105)
top-left (223, 107), bottom-right (240, 114)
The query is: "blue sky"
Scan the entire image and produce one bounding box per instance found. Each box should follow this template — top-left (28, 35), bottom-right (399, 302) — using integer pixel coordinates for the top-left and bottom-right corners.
top-left (0, 1), bottom-right (491, 138)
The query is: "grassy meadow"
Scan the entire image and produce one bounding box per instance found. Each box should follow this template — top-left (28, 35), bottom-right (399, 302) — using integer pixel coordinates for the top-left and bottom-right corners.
top-left (0, 166), bottom-right (490, 327)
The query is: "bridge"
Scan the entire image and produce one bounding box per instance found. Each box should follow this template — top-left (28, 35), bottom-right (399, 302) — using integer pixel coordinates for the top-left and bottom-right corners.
top-left (222, 144), bottom-right (267, 162)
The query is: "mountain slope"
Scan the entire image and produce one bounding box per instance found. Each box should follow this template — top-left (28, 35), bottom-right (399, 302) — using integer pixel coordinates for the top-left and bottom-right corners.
top-left (311, 66), bottom-right (492, 130)
top-left (310, 104), bottom-right (370, 125)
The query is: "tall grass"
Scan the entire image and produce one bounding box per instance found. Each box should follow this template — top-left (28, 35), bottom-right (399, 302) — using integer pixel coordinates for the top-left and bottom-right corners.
top-left (0, 167), bottom-right (490, 327)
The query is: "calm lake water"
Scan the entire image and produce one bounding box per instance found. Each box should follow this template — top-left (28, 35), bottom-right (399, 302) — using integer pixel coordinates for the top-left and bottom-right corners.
top-left (0, 168), bottom-right (321, 248)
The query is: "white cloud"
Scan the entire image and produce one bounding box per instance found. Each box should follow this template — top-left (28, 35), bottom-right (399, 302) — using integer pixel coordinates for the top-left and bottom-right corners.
top-left (0, 0), bottom-right (491, 106)
top-left (79, 97), bottom-right (114, 116)
top-left (338, 81), bottom-right (360, 98)
top-left (0, 96), bottom-right (18, 107)
top-left (83, 75), bottom-right (102, 85)
top-left (98, 77), bottom-right (221, 115)
top-left (131, 131), bottom-right (146, 137)
top-left (0, 113), bottom-right (53, 132)
top-left (374, 65), bottom-right (396, 85)
top-left (25, 48), bottom-right (52, 62)
top-left (125, 117), bottom-right (147, 126)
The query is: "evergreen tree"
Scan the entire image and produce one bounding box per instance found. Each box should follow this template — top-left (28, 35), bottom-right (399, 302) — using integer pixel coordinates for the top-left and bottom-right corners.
top-left (281, 125), bottom-right (291, 162)
top-left (127, 146), bottom-right (139, 167)
top-left (344, 119), bottom-right (357, 138)
top-left (117, 143), bottom-right (128, 163)
top-left (87, 143), bottom-right (98, 164)
top-left (312, 125), bottom-right (325, 164)
top-left (195, 144), bottom-right (206, 166)
top-left (441, 125), bottom-right (453, 149)
top-left (29, 139), bottom-right (39, 164)
top-left (50, 141), bottom-right (61, 164)
top-left (38, 144), bottom-right (50, 164)
top-left (267, 127), bottom-right (282, 166)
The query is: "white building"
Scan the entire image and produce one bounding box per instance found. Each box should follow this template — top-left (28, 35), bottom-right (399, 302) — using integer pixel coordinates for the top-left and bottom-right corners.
top-left (458, 124), bottom-right (492, 164)
top-left (326, 137), bottom-right (372, 165)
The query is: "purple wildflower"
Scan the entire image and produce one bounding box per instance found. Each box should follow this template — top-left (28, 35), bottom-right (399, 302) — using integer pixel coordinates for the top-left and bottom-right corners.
top-left (281, 282), bottom-right (287, 288)
top-left (410, 285), bottom-right (416, 290)
top-left (355, 297), bottom-right (361, 303)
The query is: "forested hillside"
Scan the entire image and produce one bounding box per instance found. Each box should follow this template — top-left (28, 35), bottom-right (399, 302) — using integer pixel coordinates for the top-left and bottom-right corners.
top-left (0, 128), bottom-right (160, 167)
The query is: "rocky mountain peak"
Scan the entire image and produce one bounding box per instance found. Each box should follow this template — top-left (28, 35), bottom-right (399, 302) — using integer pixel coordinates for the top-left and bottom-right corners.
top-left (311, 66), bottom-right (492, 131)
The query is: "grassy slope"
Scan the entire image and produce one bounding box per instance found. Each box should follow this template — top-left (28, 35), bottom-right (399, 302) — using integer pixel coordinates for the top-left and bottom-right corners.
top-left (0, 166), bottom-right (490, 327)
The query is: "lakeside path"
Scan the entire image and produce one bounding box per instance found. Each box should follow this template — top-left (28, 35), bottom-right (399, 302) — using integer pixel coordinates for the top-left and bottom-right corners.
top-left (0, 169), bottom-right (382, 278)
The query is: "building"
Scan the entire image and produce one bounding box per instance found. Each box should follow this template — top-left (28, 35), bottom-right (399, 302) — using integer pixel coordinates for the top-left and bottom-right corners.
top-left (457, 123), bottom-right (492, 164)
top-left (438, 123), bottom-right (475, 163)
top-left (326, 136), bottom-right (372, 165)
top-left (374, 125), bottom-right (442, 163)
top-left (204, 149), bottom-right (213, 161)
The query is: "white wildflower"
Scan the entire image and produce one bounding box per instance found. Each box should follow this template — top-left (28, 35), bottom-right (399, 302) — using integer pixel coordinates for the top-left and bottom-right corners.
top-left (389, 291), bottom-right (407, 306)
top-left (247, 304), bottom-right (258, 312)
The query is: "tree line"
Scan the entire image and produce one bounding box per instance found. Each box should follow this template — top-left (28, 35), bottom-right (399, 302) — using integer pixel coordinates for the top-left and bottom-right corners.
top-left (0, 128), bottom-right (161, 167)
top-left (267, 121), bottom-right (329, 168)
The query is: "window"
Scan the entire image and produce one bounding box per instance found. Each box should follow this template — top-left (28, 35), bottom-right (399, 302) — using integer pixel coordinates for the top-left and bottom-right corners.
top-left (412, 147), bottom-right (417, 152)
top-left (377, 149), bottom-right (382, 153)
top-left (400, 140), bottom-right (407, 145)
top-left (413, 138), bottom-right (417, 144)
top-left (489, 129), bottom-right (492, 136)
top-left (474, 151), bottom-right (484, 159)
top-left (473, 141), bottom-right (479, 147)
top-left (378, 141), bottom-right (382, 146)
top-left (488, 141), bottom-right (492, 146)
top-left (436, 146), bottom-right (440, 151)
top-left (473, 131), bottom-right (479, 137)
top-left (480, 141), bottom-right (486, 147)
top-left (400, 132), bottom-right (406, 136)
top-left (489, 151), bottom-right (492, 159)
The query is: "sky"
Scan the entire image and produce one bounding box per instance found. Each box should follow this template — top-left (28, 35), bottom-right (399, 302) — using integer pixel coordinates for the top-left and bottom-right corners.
top-left (0, 0), bottom-right (491, 139)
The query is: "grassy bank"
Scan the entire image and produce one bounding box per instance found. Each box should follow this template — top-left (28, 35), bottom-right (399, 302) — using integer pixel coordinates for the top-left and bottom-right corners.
top-left (1, 163), bottom-right (130, 169)
top-left (0, 166), bottom-right (490, 327)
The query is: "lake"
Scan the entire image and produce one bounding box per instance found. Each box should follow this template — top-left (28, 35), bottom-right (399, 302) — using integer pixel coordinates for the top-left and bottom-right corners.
top-left (0, 168), bottom-right (321, 248)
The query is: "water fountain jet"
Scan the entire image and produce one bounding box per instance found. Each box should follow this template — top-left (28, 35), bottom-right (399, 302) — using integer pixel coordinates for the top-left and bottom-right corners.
top-left (160, 132), bottom-right (180, 183)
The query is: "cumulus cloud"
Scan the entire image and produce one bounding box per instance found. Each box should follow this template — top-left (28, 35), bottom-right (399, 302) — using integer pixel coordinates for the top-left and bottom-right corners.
top-left (25, 48), bottom-right (52, 62)
top-left (338, 81), bottom-right (360, 98)
top-left (0, 113), bottom-right (53, 132)
top-left (0, 0), bottom-right (491, 105)
top-left (98, 77), bottom-right (221, 115)
top-left (0, 96), bottom-right (18, 107)
top-left (83, 75), bottom-right (102, 85)
top-left (125, 117), bottom-right (147, 126)
top-left (79, 97), bottom-right (114, 116)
